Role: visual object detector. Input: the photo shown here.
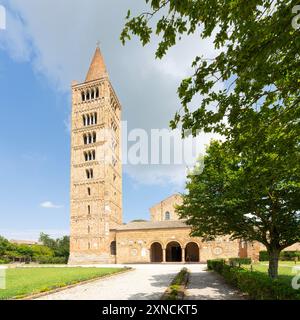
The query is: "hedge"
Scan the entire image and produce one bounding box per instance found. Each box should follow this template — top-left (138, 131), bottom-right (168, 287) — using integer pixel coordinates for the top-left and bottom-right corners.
top-left (229, 257), bottom-right (252, 266)
top-left (259, 251), bottom-right (300, 262)
top-left (37, 256), bottom-right (68, 264)
top-left (207, 259), bottom-right (300, 300)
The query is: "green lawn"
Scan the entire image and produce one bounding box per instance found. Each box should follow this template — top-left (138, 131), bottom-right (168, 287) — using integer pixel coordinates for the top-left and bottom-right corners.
top-left (243, 261), bottom-right (300, 284)
top-left (0, 267), bottom-right (125, 299)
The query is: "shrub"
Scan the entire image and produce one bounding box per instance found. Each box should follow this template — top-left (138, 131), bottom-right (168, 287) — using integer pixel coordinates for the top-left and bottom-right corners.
top-left (37, 256), bottom-right (67, 264)
top-left (0, 258), bottom-right (9, 264)
top-left (280, 251), bottom-right (300, 261)
top-left (259, 251), bottom-right (269, 261)
top-left (207, 259), bottom-right (300, 300)
top-left (259, 250), bottom-right (300, 262)
top-left (229, 257), bottom-right (252, 266)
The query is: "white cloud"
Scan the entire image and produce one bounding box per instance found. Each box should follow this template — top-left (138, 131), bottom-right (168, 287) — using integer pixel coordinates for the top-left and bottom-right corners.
top-left (40, 201), bottom-right (63, 209)
top-left (2, 0), bottom-right (225, 187)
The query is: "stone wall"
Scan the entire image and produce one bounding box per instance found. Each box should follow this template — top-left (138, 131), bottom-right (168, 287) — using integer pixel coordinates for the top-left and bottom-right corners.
top-left (150, 194), bottom-right (183, 222)
top-left (114, 227), bottom-right (240, 264)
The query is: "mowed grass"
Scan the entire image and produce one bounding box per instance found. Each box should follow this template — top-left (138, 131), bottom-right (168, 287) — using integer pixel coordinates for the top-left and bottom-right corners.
top-left (0, 267), bottom-right (124, 299)
top-left (243, 261), bottom-right (300, 284)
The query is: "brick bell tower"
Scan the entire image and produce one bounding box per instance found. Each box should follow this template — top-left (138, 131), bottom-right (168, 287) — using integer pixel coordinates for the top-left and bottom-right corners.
top-left (68, 45), bottom-right (122, 264)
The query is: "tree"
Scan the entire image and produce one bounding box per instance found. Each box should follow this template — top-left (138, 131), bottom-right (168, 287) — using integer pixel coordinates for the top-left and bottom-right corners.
top-left (177, 109), bottom-right (300, 278)
top-left (55, 236), bottom-right (70, 258)
top-left (39, 233), bottom-right (56, 250)
top-left (0, 236), bottom-right (11, 257)
top-left (121, 0), bottom-right (299, 137)
top-left (121, 0), bottom-right (300, 279)
top-left (39, 233), bottom-right (70, 259)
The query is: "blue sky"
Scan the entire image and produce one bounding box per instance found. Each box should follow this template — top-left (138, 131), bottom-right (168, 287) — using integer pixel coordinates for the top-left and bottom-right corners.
top-left (0, 1), bottom-right (219, 240)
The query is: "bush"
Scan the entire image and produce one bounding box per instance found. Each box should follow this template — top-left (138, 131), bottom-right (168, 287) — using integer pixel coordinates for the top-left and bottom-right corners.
top-left (37, 256), bottom-right (67, 264)
top-left (259, 250), bottom-right (300, 262)
top-left (280, 251), bottom-right (300, 261)
top-left (259, 251), bottom-right (269, 261)
top-left (0, 258), bottom-right (9, 264)
top-left (207, 259), bottom-right (300, 300)
top-left (229, 257), bottom-right (252, 266)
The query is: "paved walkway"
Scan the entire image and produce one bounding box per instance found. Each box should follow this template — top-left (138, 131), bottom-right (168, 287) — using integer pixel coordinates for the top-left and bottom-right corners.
top-left (36, 264), bottom-right (244, 300)
top-left (184, 267), bottom-right (245, 300)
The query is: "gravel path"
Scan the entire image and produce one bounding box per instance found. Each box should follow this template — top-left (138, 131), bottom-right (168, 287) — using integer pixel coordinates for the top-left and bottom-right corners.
top-left (37, 264), bottom-right (182, 300)
top-left (184, 266), bottom-right (245, 300)
top-left (36, 264), bottom-right (244, 300)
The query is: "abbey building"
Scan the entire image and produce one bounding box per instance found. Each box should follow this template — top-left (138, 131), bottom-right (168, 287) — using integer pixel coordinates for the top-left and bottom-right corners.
top-left (68, 47), bottom-right (263, 265)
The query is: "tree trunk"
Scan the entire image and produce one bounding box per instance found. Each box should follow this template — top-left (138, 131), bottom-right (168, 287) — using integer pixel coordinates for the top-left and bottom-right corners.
top-left (268, 248), bottom-right (280, 279)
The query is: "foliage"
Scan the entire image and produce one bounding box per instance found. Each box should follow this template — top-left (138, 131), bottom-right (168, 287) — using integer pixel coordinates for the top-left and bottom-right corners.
top-left (163, 267), bottom-right (189, 300)
top-left (39, 233), bottom-right (70, 258)
top-left (260, 250), bottom-right (300, 262)
top-left (121, 0), bottom-right (300, 138)
top-left (207, 259), bottom-right (300, 300)
top-left (122, 0), bottom-right (300, 280)
top-left (177, 136), bottom-right (300, 278)
top-left (37, 256), bottom-right (68, 264)
top-left (0, 234), bottom-right (68, 264)
top-left (229, 257), bottom-right (252, 266)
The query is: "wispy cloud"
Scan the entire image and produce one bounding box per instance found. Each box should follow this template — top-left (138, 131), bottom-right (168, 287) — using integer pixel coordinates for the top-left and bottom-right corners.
top-left (40, 201), bottom-right (63, 209)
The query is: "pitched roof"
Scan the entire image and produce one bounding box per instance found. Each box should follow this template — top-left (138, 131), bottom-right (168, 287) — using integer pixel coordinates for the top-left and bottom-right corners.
top-left (85, 46), bottom-right (107, 82)
top-left (115, 219), bottom-right (189, 231)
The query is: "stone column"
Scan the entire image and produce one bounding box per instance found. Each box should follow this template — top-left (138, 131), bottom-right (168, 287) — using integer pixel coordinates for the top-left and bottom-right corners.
top-left (182, 248), bottom-right (185, 263)
top-left (163, 249), bottom-right (166, 263)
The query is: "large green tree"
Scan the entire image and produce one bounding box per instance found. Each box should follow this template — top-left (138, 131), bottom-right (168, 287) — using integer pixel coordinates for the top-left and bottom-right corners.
top-left (121, 0), bottom-right (299, 136)
top-left (39, 233), bottom-right (70, 259)
top-left (177, 109), bottom-right (300, 278)
top-left (121, 0), bottom-right (300, 278)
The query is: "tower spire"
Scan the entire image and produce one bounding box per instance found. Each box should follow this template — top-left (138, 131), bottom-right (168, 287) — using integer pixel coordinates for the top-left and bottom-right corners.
top-left (85, 45), bottom-right (107, 82)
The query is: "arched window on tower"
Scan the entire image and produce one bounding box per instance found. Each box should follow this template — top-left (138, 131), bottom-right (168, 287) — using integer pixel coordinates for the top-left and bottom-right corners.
top-left (92, 132), bottom-right (96, 143)
top-left (81, 91), bottom-right (85, 102)
top-left (86, 169), bottom-right (90, 179)
top-left (87, 187), bottom-right (91, 196)
top-left (83, 134), bottom-right (87, 145)
top-left (91, 89), bottom-right (95, 100)
top-left (86, 90), bottom-right (90, 100)
top-left (88, 205), bottom-right (91, 215)
top-left (94, 113), bottom-right (97, 125)
top-left (165, 211), bottom-right (171, 220)
top-left (96, 88), bottom-right (99, 98)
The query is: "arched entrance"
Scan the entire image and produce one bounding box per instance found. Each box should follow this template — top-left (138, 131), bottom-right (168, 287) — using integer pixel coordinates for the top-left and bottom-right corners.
top-left (166, 241), bottom-right (182, 262)
top-left (185, 242), bottom-right (199, 262)
top-left (150, 242), bottom-right (163, 262)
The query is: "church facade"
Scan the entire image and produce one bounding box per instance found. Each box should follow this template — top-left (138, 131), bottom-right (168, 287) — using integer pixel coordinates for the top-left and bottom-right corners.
top-left (68, 47), bottom-right (261, 265)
